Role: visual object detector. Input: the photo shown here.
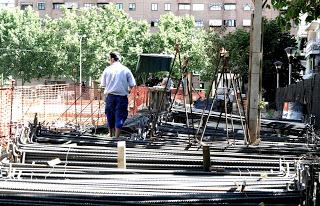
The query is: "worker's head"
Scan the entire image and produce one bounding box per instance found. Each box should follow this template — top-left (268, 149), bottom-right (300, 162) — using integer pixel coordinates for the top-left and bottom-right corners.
top-left (109, 51), bottom-right (121, 63)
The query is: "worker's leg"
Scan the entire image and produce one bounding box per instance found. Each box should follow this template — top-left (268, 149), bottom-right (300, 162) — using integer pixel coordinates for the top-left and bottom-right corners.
top-left (115, 128), bottom-right (121, 138)
top-left (109, 128), bottom-right (115, 137)
top-left (115, 96), bottom-right (129, 138)
top-left (105, 95), bottom-right (116, 137)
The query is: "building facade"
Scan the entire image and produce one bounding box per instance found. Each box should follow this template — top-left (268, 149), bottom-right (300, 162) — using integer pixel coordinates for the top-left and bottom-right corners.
top-left (15, 0), bottom-right (279, 32)
top-left (304, 20), bottom-right (320, 77)
top-left (0, 0), bottom-right (15, 8)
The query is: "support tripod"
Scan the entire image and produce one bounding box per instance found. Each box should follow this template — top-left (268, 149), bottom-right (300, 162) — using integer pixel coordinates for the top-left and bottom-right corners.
top-left (149, 44), bottom-right (191, 139)
top-left (193, 48), bottom-right (250, 146)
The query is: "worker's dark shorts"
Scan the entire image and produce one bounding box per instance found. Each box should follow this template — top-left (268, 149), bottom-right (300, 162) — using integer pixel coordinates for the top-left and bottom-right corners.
top-left (105, 94), bottom-right (128, 129)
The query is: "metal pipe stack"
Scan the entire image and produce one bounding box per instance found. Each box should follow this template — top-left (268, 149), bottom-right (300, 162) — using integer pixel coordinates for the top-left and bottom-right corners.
top-left (0, 120), bottom-right (318, 206)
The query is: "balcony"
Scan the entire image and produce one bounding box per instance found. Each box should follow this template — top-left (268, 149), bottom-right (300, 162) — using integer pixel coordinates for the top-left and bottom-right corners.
top-left (305, 41), bottom-right (320, 57)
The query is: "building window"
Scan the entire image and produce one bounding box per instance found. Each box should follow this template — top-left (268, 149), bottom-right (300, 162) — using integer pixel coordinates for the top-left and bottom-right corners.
top-left (243, 4), bottom-right (252, 11)
top-left (0, 2), bottom-right (15, 8)
top-left (65, 2), bottom-right (78, 9)
top-left (52, 3), bottom-right (63, 10)
top-left (151, 3), bottom-right (158, 11)
top-left (129, 3), bottom-right (136, 11)
top-left (151, 20), bottom-right (159, 27)
top-left (243, 19), bottom-right (251, 27)
top-left (224, 19), bottom-right (236, 27)
top-left (116, 3), bottom-right (123, 10)
top-left (209, 3), bottom-right (222, 10)
top-left (224, 3), bottom-right (236, 10)
top-left (178, 3), bottom-right (191, 10)
top-left (21, 3), bottom-right (33, 10)
top-left (164, 3), bottom-right (171, 11)
top-left (97, 3), bottom-right (109, 8)
top-left (209, 19), bottom-right (222, 27)
top-left (195, 20), bottom-right (204, 27)
top-left (193, 3), bottom-right (204, 11)
top-left (37, 2), bottom-right (45, 10)
top-left (84, 3), bottom-right (95, 8)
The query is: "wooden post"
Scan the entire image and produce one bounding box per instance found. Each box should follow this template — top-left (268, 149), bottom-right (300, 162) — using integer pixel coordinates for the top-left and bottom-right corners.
top-left (247, 0), bottom-right (263, 144)
top-left (203, 145), bottom-right (211, 171)
top-left (117, 141), bottom-right (126, 169)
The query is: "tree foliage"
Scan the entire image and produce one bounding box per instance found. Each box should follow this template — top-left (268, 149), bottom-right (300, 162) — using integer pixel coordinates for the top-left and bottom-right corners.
top-left (201, 31), bottom-right (223, 81)
top-left (143, 13), bottom-right (209, 79)
top-left (45, 6), bottom-right (149, 81)
top-left (271, 0), bottom-right (320, 29)
top-left (198, 29), bottom-right (250, 85)
top-left (0, 5), bottom-right (149, 82)
top-left (262, 19), bottom-right (297, 105)
top-left (0, 7), bottom-right (211, 84)
top-left (0, 8), bottom-right (46, 80)
top-left (223, 29), bottom-right (250, 78)
top-left (203, 20), bottom-right (297, 107)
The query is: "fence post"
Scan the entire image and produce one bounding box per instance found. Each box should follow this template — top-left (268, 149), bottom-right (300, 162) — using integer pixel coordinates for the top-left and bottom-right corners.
top-left (203, 145), bottom-right (211, 171)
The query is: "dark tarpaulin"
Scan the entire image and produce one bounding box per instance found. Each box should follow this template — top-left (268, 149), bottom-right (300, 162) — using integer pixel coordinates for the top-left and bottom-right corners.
top-left (276, 74), bottom-right (320, 128)
top-left (136, 54), bottom-right (173, 73)
top-left (304, 78), bottom-right (313, 108)
top-left (276, 87), bottom-right (285, 111)
top-left (295, 81), bottom-right (304, 103)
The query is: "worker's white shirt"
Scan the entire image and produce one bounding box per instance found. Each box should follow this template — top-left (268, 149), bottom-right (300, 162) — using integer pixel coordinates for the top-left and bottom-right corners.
top-left (161, 77), bottom-right (173, 92)
top-left (100, 62), bottom-right (136, 96)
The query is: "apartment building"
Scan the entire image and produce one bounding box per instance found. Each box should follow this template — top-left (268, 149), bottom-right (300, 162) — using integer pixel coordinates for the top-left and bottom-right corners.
top-left (15, 0), bottom-right (279, 32)
top-left (304, 20), bottom-right (320, 77)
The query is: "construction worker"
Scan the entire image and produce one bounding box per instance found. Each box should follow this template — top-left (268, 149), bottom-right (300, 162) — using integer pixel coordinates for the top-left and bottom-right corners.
top-left (100, 51), bottom-right (136, 137)
top-left (161, 72), bottom-right (174, 103)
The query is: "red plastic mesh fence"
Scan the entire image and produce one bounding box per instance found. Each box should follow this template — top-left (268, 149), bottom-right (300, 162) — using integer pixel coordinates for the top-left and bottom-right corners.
top-left (0, 84), bottom-right (205, 144)
top-left (0, 84), bottom-right (104, 139)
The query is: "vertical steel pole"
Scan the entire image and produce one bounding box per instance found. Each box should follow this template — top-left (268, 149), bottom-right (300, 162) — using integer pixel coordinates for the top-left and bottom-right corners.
top-left (79, 36), bottom-right (82, 98)
top-left (79, 37), bottom-right (82, 125)
top-left (277, 70), bottom-right (280, 88)
top-left (288, 63), bottom-right (292, 85)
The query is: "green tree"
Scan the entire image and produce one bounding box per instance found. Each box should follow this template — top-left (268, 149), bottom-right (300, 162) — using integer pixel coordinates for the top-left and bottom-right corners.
top-left (203, 19), bottom-right (297, 107)
top-left (271, 0), bottom-right (320, 28)
top-left (262, 19), bottom-right (296, 105)
top-left (0, 8), bottom-right (50, 81)
top-left (47, 5), bottom-right (149, 81)
top-left (201, 30), bottom-right (223, 81)
top-left (223, 29), bottom-right (250, 78)
top-left (0, 5), bottom-right (150, 82)
top-left (201, 29), bottom-right (250, 88)
top-left (144, 13), bottom-right (209, 79)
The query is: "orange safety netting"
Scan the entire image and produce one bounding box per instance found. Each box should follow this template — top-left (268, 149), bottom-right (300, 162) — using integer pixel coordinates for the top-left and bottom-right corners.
top-left (0, 84), bottom-right (205, 144)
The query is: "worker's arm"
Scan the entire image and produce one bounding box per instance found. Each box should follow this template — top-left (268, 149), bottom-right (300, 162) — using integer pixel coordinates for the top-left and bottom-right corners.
top-left (127, 70), bottom-right (136, 94)
top-left (100, 70), bottom-right (106, 88)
